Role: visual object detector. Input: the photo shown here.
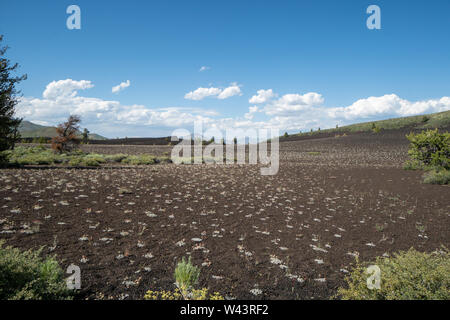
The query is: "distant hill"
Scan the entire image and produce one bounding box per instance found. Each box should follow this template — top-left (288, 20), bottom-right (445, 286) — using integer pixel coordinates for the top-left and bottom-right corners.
top-left (18, 120), bottom-right (108, 140)
top-left (281, 110), bottom-right (450, 141)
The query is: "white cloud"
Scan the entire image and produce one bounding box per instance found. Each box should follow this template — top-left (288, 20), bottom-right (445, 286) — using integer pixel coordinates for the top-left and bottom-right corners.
top-left (112, 80), bottom-right (131, 93)
top-left (43, 79), bottom-right (93, 99)
top-left (249, 89), bottom-right (276, 104)
top-left (244, 106), bottom-right (259, 120)
top-left (184, 84), bottom-right (242, 100)
top-left (217, 83), bottom-right (242, 99)
top-left (263, 92), bottom-right (324, 116)
top-left (199, 66), bottom-right (210, 72)
top-left (184, 87), bottom-right (222, 100)
top-left (16, 79), bottom-right (450, 138)
top-left (328, 94), bottom-right (450, 120)
top-left (17, 79), bottom-right (216, 130)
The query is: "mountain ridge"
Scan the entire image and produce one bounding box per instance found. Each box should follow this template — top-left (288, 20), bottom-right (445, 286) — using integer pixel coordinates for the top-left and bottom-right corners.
top-left (18, 120), bottom-right (108, 140)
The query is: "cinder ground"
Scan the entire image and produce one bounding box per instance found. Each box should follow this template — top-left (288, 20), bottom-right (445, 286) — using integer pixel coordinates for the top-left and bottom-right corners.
top-left (1, 130), bottom-right (449, 299)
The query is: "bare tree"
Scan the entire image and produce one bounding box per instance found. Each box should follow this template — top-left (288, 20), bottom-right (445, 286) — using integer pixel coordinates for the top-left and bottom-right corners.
top-left (51, 115), bottom-right (81, 153)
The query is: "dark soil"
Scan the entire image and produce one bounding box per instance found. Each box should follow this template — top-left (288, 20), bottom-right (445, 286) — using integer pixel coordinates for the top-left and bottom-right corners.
top-left (1, 132), bottom-right (449, 299)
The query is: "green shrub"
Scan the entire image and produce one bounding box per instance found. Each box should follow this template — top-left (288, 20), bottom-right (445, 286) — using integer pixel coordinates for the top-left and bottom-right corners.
top-left (81, 154), bottom-right (105, 166)
top-left (403, 159), bottom-right (423, 170)
top-left (81, 158), bottom-right (100, 167)
top-left (68, 157), bottom-right (83, 166)
top-left (406, 129), bottom-right (449, 169)
top-left (174, 256), bottom-right (200, 293)
top-left (5, 146), bottom-right (60, 165)
top-left (422, 169), bottom-right (450, 185)
top-left (337, 248), bottom-right (450, 300)
top-left (105, 153), bottom-right (128, 163)
top-left (0, 241), bottom-right (72, 300)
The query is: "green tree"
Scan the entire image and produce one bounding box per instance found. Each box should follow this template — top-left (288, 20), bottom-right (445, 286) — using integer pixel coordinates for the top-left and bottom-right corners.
top-left (82, 128), bottom-right (89, 144)
top-left (0, 35), bottom-right (27, 156)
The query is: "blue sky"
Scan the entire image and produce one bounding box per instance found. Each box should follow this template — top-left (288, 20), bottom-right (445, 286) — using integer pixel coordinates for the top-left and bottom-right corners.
top-left (1, 0), bottom-right (450, 138)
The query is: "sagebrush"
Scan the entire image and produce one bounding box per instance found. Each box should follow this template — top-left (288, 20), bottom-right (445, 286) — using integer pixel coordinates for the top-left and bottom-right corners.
top-left (337, 248), bottom-right (450, 300)
top-left (0, 241), bottom-right (72, 300)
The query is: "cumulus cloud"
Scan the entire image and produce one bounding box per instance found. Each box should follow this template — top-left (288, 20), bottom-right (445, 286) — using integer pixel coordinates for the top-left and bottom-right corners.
top-left (244, 106), bottom-right (259, 120)
top-left (184, 84), bottom-right (242, 100)
top-left (328, 94), bottom-right (450, 120)
top-left (43, 79), bottom-right (93, 99)
top-left (17, 79), bottom-right (216, 129)
top-left (112, 80), bottom-right (131, 93)
top-left (184, 87), bottom-right (222, 100)
top-left (16, 78), bottom-right (450, 138)
top-left (199, 66), bottom-right (210, 72)
top-left (263, 92), bottom-right (324, 116)
top-left (217, 83), bottom-right (242, 99)
top-left (249, 89), bottom-right (276, 104)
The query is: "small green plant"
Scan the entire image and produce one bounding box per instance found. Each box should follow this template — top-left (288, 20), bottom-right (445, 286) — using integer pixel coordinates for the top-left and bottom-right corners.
top-left (0, 241), bottom-right (72, 300)
top-left (337, 248), bottom-right (450, 300)
top-left (422, 169), bottom-right (450, 185)
top-left (174, 256), bottom-right (200, 295)
top-left (144, 256), bottom-right (224, 300)
top-left (371, 122), bottom-right (381, 133)
top-left (415, 222), bottom-right (426, 233)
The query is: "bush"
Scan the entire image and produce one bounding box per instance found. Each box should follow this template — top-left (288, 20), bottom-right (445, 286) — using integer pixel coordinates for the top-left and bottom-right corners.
top-left (403, 159), bottom-right (422, 170)
top-left (3, 146), bottom-right (164, 167)
top-left (68, 157), bottom-right (83, 166)
top-left (81, 154), bottom-right (105, 166)
top-left (144, 256), bottom-right (224, 300)
top-left (174, 256), bottom-right (200, 294)
top-left (406, 129), bottom-right (449, 169)
top-left (4, 146), bottom-right (61, 165)
top-left (81, 158), bottom-right (100, 167)
top-left (422, 169), bottom-right (450, 185)
top-left (105, 153), bottom-right (127, 163)
top-left (337, 248), bottom-right (450, 300)
top-left (83, 154), bottom-right (106, 163)
top-left (0, 241), bottom-right (72, 300)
